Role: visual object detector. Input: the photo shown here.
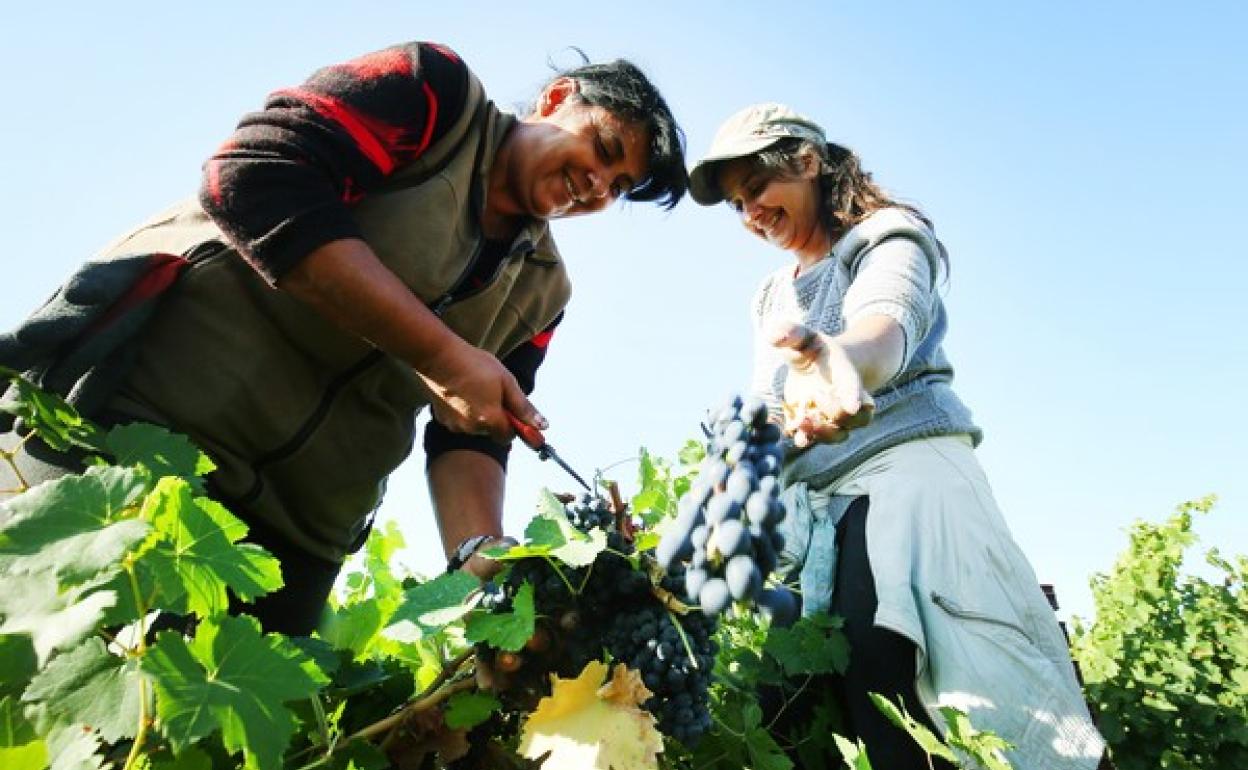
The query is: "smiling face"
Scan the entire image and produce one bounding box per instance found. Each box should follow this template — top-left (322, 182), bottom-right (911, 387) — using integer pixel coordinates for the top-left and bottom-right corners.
top-left (491, 77), bottom-right (651, 224)
top-left (716, 150), bottom-right (831, 263)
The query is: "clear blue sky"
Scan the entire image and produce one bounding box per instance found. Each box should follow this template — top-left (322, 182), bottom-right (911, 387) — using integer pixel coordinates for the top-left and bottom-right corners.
top-left (2, 2), bottom-right (1244, 621)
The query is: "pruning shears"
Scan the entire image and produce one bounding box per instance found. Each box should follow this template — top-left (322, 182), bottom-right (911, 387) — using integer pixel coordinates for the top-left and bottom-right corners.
top-left (505, 411), bottom-right (592, 492)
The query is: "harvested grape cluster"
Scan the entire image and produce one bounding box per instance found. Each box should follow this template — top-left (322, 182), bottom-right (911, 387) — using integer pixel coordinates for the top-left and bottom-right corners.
top-left (656, 395), bottom-right (799, 625)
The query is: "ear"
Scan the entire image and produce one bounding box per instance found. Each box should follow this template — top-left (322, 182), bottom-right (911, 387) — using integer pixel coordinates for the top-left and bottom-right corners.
top-left (797, 145), bottom-right (823, 180)
top-left (537, 77), bottom-right (580, 117)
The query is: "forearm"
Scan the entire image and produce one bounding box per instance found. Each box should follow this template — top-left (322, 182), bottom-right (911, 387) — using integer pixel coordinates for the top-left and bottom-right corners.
top-left (831, 314), bottom-right (906, 392)
top-left (276, 237), bottom-right (469, 373)
top-left (427, 449), bottom-right (507, 558)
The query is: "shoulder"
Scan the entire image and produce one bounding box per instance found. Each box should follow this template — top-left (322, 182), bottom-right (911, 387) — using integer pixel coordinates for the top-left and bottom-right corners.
top-left (836, 207), bottom-right (943, 275)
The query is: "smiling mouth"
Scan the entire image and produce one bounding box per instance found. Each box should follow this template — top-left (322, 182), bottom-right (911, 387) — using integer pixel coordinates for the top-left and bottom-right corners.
top-left (563, 171), bottom-right (585, 207)
top-left (759, 210), bottom-right (783, 237)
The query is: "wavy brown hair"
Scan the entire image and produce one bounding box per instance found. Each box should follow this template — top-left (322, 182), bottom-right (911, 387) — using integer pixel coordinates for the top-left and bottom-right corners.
top-left (748, 138), bottom-right (947, 269)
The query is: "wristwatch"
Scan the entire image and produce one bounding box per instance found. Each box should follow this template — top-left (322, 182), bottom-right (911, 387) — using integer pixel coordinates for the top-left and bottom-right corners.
top-left (445, 534), bottom-right (494, 574)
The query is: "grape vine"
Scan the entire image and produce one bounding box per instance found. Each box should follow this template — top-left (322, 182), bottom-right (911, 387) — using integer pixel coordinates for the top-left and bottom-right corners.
top-left (3, 370), bottom-right (1149, 770)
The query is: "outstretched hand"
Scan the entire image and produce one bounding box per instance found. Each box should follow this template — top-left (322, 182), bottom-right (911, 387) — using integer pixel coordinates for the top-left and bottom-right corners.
top-left (770, 321), bottom-right (875, 448)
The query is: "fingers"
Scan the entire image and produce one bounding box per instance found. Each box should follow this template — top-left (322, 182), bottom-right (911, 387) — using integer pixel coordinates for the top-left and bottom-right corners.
top-left (767, 320), bottom-right (824, 369)
top-left (501, 378), bottom-right (548, 433)
top-left (783, 391), bottom-right (875, 447)
top-left (465, 536), bottom-right (515, 580)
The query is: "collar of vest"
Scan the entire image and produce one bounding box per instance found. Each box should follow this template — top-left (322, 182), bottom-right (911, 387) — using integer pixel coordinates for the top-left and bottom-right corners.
top-left (476, 109), bottom-right (562, 266)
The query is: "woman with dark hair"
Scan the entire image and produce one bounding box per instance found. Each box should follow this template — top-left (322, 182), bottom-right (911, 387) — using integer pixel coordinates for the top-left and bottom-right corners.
top-left (0, 42), bottom-right (687, 636)
top-left (688, 104), bottom-right (1104, 769)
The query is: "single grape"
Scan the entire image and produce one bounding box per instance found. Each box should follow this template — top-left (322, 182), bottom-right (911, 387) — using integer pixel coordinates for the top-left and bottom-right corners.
top-left (709, 518), bottom-right (747, 559)
top-left (690, 524), bottom-right (709, 551)
top-left (685, 566), bottom-right (709, 600)
top-left (704, 494), bottom-right (740, 525)
top-left (725, 554), bottom-right (762, 601)
top-left (698, 577), bottom-right (732, 616)
top-left (757, 588), bottom-right (800, 627)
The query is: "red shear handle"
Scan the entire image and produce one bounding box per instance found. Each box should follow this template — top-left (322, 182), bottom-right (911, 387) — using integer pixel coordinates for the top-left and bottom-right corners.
top-left (505, 411), bottom-right (545, 451)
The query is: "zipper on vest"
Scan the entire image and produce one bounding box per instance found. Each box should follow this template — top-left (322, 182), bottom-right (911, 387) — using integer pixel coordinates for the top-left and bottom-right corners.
top-left (428, 238), bottom-right (533, 316)
top-left (930, 591), bottom-right (1034, 645)
top-left (427, 239), bottom-right (487, 317)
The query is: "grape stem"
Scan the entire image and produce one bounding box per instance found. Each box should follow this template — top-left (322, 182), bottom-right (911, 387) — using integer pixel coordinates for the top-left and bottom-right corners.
top-left (764, 674), bottom-right (813, 730)
top-left (651, 584), bottom-right (692, 615)
top-left (289, 648), bottom-right (475, 767)
top-left (0, 434), bottom-right (32, 492)
top-left (605, 481), bottom-right (636, 541)
top-left (665, 607), bottom-right (701, 671)
top-left (366, 677), bottom-right (477, 746)
top-left (542, 556), bottom-right (579, 596)
top-left (120, 560), bottom-right (150, 770)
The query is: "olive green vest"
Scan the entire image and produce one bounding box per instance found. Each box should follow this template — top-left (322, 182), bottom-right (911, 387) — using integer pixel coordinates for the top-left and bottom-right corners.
top-left (99, 73), bottom-right (571, 562)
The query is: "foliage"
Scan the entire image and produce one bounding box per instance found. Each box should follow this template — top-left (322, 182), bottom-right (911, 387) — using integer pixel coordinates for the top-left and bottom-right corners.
top-left (1072, 496), bottom-right (1248, 770)
top-left (0, 371), bottom-right (1050, 769)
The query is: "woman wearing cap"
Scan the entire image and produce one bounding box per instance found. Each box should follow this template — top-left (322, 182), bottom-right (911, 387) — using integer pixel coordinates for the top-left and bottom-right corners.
top-left (688, 105), bottom-right (1105, 769)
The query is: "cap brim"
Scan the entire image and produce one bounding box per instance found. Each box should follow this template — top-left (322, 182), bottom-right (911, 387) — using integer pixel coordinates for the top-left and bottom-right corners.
top-left (688, 135), bottom-right (786, 205)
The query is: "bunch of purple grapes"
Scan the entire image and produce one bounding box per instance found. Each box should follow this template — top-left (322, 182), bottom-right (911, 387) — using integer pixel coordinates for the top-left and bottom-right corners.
top-left (656, 395), bottom-right (799, 626)
top-left (473, 491), bottom-right (723, 747)
top-left (602, 592), bottom-right (717, 745)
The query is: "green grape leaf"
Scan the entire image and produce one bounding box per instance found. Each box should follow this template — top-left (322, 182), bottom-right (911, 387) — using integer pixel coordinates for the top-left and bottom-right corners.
top-left (443, 691), bottom-right (501, 729)
top-left (486, 490), bottom-right (609, 568)
top-left (535, 488), bottom-right (567, 520)
top-left (139, 478), bottom-right (282, 617)
top-left (0, 738), bottom-right (47, 770)
top-left (549, 524), bottom-right (607, 568)
top-left (763, 614), bottom-right (849, 676)
top-left (869, 693), bottom-right (957, 762)
top-left (320, 598), bottom-right (384, 657)
top-left (464, 582), bottom-right (535, 651)
top-left (0, 465), bottom-right (149, 586)
top-left (45, 722), bottom-right (103, 770)
top-left (493, 493), bottom-right (607, 568)
top-left (142, 614), bottom-right (327, 770)
top-left (0, 693), bottom-right (46, 769)
top-left (387, 571), bottom-right (479, 635)
top-left (327, 742), bottom-right (390, 770)
top-left (23, 636), bottom-right (145, 744)
top-left (0, 694), bottom-right (48, 770)
top-left (353, 520), bottom-right (405, 611)
top-left (832, 734), bottom-right (874, 770)
top-left (287, 637), bottom-right (342, 679)
top-left (0, 573), bottom-right (116, 665)
top-left (0, 465), bottom-right (145, 550)
top-left (633, 530), bottom-right (661, 553)
top-left (939, 706), bottom-right (1013, 770)
top-left (738, 703), bottom-right (788, 768)
top-left (149, 746), bottom-right (213, 770)
top-left (0, 367), bottom-right (102, 453)
top-left (0, 634), bottom-right (38, 696)
top-left (677, 439), bottom-right (706, 467)
top-left (0, 694), bottom-right (38, 746)
top-left (104, 423), bottom-right (216, 489)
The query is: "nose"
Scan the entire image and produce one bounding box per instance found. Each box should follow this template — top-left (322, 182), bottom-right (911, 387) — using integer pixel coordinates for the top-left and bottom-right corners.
top-left (741, 200), bottom-right (765, 228)
top-left (585, 170), bottom-right (610, 200)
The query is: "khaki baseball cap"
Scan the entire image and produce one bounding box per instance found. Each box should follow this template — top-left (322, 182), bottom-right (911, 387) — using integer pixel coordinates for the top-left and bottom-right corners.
top-left (688, 103), bottom-right (826, 205)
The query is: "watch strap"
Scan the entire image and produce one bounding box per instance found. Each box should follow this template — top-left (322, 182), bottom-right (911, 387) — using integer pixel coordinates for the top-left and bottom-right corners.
top-left (446, 533), bottom-right (494, 573)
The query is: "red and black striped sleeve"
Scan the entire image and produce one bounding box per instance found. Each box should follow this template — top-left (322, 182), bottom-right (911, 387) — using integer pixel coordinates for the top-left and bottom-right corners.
top-left (199, 42), bottom-right (470, 282)
top-left (424, 313), bottom-right (564, 470)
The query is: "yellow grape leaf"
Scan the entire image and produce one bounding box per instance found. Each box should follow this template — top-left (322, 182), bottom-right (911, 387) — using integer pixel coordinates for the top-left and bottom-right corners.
top-left (518, 660), bottom-right (663, 770)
